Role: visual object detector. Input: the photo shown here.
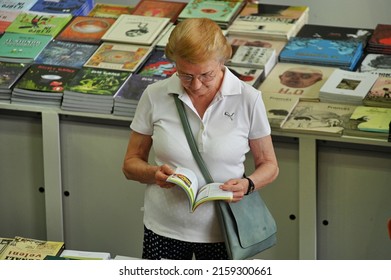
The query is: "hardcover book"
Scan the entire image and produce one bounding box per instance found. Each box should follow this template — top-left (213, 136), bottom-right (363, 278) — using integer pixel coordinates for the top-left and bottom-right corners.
top-left (362, 76), bottom-right (391, 108)
top-left (0, 32), bottom-right (52, 63)
top-left (101, 14), bottom-right (171, 46)
top-left (178, 0), bottom-right (246, 29)
top-left (0, 10), bottom-right (20, 34)
top-left (359, 53), bottom-right (391, 77)
top-left (319, 69), bottom-right (379, 105)
top-left (347, 106), bottom-right (391, 134)
top-left (226, 34), bottom-right (287, 56)
top-left (88, 3), bottom-right (134, 18)
top-left (259, 62), bottom-right (336, 101)
top-left (6, 11), bottom-right (73, 38)
top-left (279, 37), bottom-right (363, 70)
top-left (262, 93), bottom-right (300, 128)
top-left (0, 236), bottom-right (64, 260)
top-left (30, 0), bottom-right (93, 16)
top-left (296, 24), bottom-right (373, 47)
top-left (131, 0), bottom-right (187, 23)
top-left (166, 167), bottom-right (233, 213)
top-left (84, 42), bottom-right (154, 72)
top-left (34, 40), bottom-right (99, 68)
top-left (281, 100), bottom-right (357, 136)
top-left (0, 61), bottom-right (30, 91)
top-left (0, 0), bottom-right (38, 11)
top-left (55, 16), bottom-right (116, 44)
top-left (367, 24), bottom-right (391, 54)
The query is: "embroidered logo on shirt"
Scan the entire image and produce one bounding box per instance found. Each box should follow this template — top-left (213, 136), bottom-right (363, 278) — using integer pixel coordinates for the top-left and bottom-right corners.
top-left (224, 112), bottom-right (235, 121)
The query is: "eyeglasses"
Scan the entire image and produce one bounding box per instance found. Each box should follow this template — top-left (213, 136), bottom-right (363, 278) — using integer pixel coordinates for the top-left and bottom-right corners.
top-left (176, 70), bottom-right (217, 84)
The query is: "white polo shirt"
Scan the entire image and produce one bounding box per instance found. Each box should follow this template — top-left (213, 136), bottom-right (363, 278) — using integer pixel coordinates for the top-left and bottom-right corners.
top-left (130, 67), bottom-right (271, 243)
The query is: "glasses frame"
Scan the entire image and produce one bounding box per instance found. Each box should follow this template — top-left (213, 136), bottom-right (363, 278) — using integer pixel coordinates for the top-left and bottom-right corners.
top-left (175, 63), bottom-right (222, 84)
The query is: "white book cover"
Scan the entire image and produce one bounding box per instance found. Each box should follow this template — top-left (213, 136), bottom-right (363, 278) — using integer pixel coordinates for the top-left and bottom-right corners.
top-left (359, 53), bottom-right (391, 77)
top-left (262, 93), bottom-right (300, 128)
top-left (228, 45), bottom-right (276, 70)
top-left (320, 69), bottom-right (379, 104)
top-left (101, 14), bottom-right (170, 46)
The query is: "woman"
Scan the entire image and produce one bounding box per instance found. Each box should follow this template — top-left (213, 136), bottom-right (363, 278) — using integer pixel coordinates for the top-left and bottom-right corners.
top-left (122, 18), bottom-right (279, 260)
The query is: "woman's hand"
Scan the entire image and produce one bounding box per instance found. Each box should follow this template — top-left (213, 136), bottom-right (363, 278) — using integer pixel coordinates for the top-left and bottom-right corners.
top-left (220, 178), bottom-right (249, 202)
top-left (155, 164), bottom-right (175, 189)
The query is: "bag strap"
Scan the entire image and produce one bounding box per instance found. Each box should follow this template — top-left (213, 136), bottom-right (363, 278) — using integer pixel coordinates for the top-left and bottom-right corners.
top-left (173, 94), bottom-right (214, 184)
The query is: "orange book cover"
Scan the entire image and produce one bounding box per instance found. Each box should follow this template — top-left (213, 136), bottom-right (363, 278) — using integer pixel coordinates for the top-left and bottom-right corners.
top-left (88, 3), bottom-right (134, 18)
top-left (131, 0), bottom-right (187, 23)
top-left (56, 16), bottom-right (116, 44)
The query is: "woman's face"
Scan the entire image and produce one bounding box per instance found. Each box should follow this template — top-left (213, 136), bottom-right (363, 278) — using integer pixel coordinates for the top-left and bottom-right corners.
top-left (175, 57), bottom-right (224, 97)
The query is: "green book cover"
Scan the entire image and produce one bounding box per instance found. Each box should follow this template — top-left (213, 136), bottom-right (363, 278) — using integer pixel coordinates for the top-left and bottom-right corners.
top-left (0, 32), bottom-right (52, 62)
top-left (179, 0), bottom-right (244, 23)
top-left (65, 68), bottom-right (130, 96)
top-left (14, 64), bottom-right (79, 94)
top-left (5, 11), bottom-right (72, 37)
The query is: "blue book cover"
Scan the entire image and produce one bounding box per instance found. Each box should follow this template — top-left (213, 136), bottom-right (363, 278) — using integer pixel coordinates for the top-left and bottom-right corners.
top-left (35, 40), bottom-right (98, 68)
top-left (30, 0), bottom-right (93, 15)
top-left (279, 37), bottom-right (363, 67)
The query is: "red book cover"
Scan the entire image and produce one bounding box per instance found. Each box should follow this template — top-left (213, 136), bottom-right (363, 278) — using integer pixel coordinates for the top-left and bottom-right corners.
top-left (131, 0), bottom-right (187, 23)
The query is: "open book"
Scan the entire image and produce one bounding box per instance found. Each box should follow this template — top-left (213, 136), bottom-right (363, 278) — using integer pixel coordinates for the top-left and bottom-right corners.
top-left (166, 167), bottom-right (233, 213)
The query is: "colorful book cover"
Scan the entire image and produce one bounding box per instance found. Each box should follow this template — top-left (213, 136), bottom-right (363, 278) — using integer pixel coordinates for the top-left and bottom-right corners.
top-left (259, 62), bottom-right (336, 101)
top-left (101, 14), bottom-right (171, 45)
top-left (367, 24), bottom-right (391, 48)
top-left (348, 106), bottom-right (391, 133)
top-left (237, 3), bottom-right (309, 20)
top-left (88, 3), bottom-right (134, 18)
top-left (56, 16), bottom-right (116, 44)
top-left (0, 10), bottom-right (20, 34)
top-left (84, 42), bottom-right (153, 72)
top-left (136, 49), bottom-right (176, 78)
top-left (65, 67), bottom-right (130, 96)
top-left (5, 11), bottom-right (73, 37)
top-left (29, 0), bottom-right (91, 15)
top-left (178, 0), bottom-right (245, 26)
top-left (0, 0), bottom-right (38, 11)
top-left (131, 0), bottom-right (187, 23)
top-left (34, 40), bottom-right (98, 68)
top-left (362, 76), bottom-right (391, 108)
top-left (0, 32), bottom-right (52, 62)
top-left (280, 37), bottom-right (363, 68)
top-left (14, 63), bottom-right (79, 94)
top-left (0, 61), bottom-right (30, 89)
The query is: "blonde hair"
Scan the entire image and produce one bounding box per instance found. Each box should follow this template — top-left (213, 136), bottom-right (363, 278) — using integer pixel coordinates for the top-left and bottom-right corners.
top-left (165, 18), bottom-right (232, 64)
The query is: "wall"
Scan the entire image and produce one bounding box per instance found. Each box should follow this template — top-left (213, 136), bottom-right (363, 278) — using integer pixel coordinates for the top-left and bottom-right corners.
top-left (97, 0), bottom-right (391, 29)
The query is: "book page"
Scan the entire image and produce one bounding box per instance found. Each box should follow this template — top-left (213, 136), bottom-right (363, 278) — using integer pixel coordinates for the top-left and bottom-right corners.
top-left (193, 183), bottom-right (233, 212)
top-left (166, 167), bottom-right (199, 207)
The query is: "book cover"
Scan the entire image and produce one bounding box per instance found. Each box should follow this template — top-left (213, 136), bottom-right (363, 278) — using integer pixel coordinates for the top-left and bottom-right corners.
top-left (101, 14), bottom-right (171, 46)
top-left (0, 0), bottom-right (38, 11)
top-left (60, 249), bottom-right (111, 260)
top-left (14, 63), bottom-right (79, 95)
top-left (0, 236), bottom-right (64, 260)
top-left (155, 24), bottom-right (175, 49)
top-left (131, 0), bottom-right (187, 23)
top-left (262, 93), bottom-right (300, 128)
top-left (0, 237), bottom-right (14, 258)
top-left (237, 3), bottom-right (309, 20)
top-left (0, 61), bottom-right (30, 90)
top-left (359, 53), bottom-right (391, 77)
top-left (281, 100), bottom-right (357, 136)
top-left (166, 167), bottom-right (233, 212)
top-left (319, 69), bottom-right (379, 105)
top-left (55, 16), bottom-right (116, 44)
top-left (226, 34), bottom-right (287, 56)
top-left (34, 40), bottom-right (98, 68)
top-left (348, 106), bottom-right (391, 133)
top-left (65, 67), bottom-right (130, 96)
top-left (84, 42), bottom-right (153, 72)
top-left (259, 62), bottom-right (336, 101)
top-left (227, 45), bottom-right (276, 72)
top-left (296, 24), bottom-right (373, 47)
top-left (227, 66), bottom-right (264, 88)
top-left (367, 24), bottom-right (391, 50)
top-left (88, 3), bottom-right (134, 18)
top-left (0, 10), bottom-right (20, 34)
top-left (29, 0), bottom-right (91, 15)
top-left (178, 0), bottom-right (245, 28)
top-left (6, 11), bottom-right (73, 37)
top-left (279, 37), bottom-right (363, 70)
top-left (0, 32), bottom-right (52, 63)
top-left (362, 76), bottom-right (391, 108)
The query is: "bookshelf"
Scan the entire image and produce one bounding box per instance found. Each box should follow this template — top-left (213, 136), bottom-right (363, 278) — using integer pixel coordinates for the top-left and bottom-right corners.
top-left (1, 102), bottom-right (390, 259)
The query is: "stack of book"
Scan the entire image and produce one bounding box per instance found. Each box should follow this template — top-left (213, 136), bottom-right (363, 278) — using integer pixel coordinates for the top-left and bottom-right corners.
top-left (30, 0), bottom-right (95, 16)
top-left (177, 0), bottom-right (246, 29)
top-left (11, 64), bottom-right (79, 107)
top-left (113, 49), bottom-right (176, 117)
top-left (0, 61), bottom-right (30, 101)
top-left (227, 3), bottom-right (309, 41)
top-left (366, 24), bottom-right (391, 54)
top-left (279, 37), bottom-right (364, 71)
top-left (62, 67), bottom-right (131, 114)
top-left (319, 68), bottom-right (379, 105)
